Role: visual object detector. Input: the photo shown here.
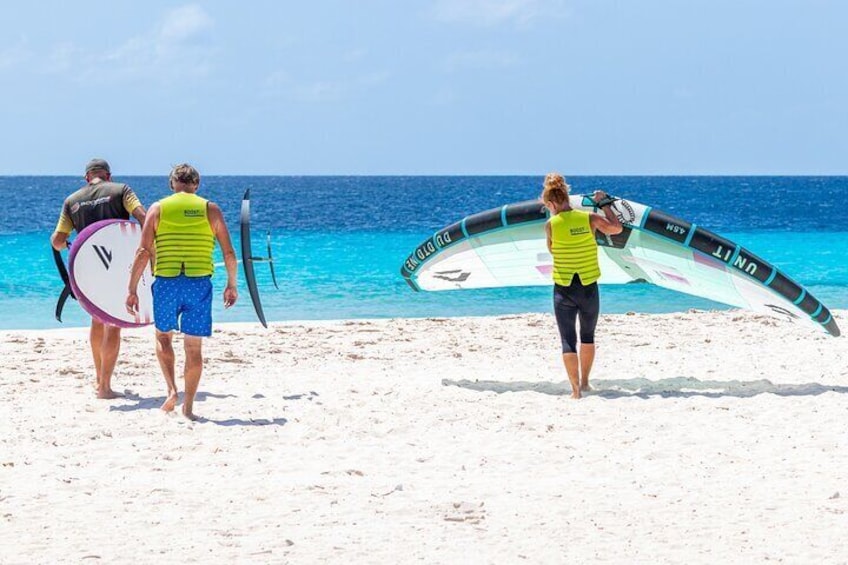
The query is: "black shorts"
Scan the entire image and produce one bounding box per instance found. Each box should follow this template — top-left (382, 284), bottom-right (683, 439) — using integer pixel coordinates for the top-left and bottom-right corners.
top-left (553, 278), bottom-right (600, 354)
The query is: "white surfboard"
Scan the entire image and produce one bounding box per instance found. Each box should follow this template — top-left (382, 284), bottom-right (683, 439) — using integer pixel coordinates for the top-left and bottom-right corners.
top-left (69, 219), bottom-right (153, 327)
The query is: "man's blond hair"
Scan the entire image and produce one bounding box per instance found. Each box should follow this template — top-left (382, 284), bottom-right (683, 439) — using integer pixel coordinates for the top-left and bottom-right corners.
top-left (169, 163), bottom-right (200, 186)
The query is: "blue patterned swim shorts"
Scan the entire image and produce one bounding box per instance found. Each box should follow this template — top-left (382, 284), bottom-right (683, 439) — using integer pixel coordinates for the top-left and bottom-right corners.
top-left (152, 275), bottom-right (213, 337)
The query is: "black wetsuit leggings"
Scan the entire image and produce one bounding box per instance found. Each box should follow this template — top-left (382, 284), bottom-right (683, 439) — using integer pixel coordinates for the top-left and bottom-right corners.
top-left (553, 278), bottom-right (600, 354)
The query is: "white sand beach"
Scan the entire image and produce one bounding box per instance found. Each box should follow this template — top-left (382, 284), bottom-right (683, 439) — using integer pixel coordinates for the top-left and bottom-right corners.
top-left (1, 310), bottom-right (847, 564)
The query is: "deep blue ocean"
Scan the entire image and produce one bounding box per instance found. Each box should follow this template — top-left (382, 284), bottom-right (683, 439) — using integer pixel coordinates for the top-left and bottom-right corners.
top-left (0, 176), bottom-right (845, 330)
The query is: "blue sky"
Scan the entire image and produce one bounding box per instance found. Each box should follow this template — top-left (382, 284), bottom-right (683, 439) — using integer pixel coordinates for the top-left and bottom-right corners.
top-left (1, 0), bottom-right (846, 175)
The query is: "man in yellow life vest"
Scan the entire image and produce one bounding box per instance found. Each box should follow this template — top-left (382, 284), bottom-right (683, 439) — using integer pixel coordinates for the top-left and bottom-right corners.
top-left (126, 164), bottom-right (238, 420)
top-left (541, 173), bottom-right (622, 399)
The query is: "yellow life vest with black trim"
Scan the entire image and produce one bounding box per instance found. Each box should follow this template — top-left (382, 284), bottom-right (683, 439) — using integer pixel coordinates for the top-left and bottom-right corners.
top-left (550, 210), bottom-right (600, 285)
top-left (154, 192), bottom-right (214, 277)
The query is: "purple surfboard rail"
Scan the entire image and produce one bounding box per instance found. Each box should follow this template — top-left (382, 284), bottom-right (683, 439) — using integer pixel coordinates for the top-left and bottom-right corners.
top-left (68, 219), bottom-right (149, 328)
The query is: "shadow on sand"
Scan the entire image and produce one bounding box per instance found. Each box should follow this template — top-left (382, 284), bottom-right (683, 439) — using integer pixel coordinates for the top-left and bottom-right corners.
top-left (442, 376), bottom-right (848, 399)
top-left (110, 391), bottom-right (237, 412)
top-left (107, 390), bottom-right (318, 427)
top-left (194, 416), bottom-right (288, 427)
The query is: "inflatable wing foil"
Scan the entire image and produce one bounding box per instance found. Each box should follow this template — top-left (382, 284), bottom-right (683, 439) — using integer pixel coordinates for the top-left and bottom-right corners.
top-left (400, 195), bottom-right (840, 337)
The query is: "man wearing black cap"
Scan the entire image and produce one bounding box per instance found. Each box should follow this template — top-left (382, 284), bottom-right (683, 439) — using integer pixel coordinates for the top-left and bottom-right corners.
top-left (50, 158), bottom-right (147, 399)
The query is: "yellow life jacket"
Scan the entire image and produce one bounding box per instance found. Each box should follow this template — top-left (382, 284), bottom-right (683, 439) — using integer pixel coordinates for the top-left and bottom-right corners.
top-left (550, 210), bottom-right (600, 285)
top-left (154, 192), bottom-right (214, 277)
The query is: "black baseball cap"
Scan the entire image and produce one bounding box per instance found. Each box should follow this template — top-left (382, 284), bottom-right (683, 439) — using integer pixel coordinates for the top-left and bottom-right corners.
top-left (85, 158), bottom-right (111, 174)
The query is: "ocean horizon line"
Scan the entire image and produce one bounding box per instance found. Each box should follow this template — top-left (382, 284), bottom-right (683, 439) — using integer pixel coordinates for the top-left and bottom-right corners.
top-left (2, 173), bottom-right (848, 179)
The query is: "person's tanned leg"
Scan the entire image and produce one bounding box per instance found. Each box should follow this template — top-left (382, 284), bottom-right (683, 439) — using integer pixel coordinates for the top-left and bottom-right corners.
top-left (155, 330), bottom-right (179, 412)
top-left (181, 336), bottom-right (203, 421)
top-left (96, 325), bottom-right (123, 399)
top-left (562, 353), bottom-right (581, 399)
top-left (579, 343), bottom-right (595, 391)
top-left (90, 320), bottom-right (104, 391)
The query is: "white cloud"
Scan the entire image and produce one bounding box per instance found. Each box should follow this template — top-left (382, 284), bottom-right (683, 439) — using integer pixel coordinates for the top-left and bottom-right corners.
top-left (39, 4), bottom-right (216, 82)
top-left (158, 4), bottom-right (214, 43)
top-left (104, 4), bottom-right (216, 80)
top-left (430, 0), bottom-right (567, 28)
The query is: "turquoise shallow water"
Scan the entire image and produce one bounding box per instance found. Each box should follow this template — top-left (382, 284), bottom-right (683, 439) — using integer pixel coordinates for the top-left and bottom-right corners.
top-left (0, 229), bottom-right (844, 330)
top-left (0, 176), bottom-right (845, 329)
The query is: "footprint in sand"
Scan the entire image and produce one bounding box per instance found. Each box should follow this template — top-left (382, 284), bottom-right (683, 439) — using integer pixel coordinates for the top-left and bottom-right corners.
top-left (442, 501), bottom-right (487, 524)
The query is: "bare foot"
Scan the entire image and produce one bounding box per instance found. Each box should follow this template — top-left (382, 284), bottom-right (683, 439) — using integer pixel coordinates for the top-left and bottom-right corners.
top-left (181, 406), bottom-right (199, 421)
top-left (580, 382), bottom-right (592, 392)
top-left (96, 388), bottom-right (123, 400)
top-left (571, 390), bottom-right (582, 399)
top-left (161, 391), bottom-right (179, 413)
